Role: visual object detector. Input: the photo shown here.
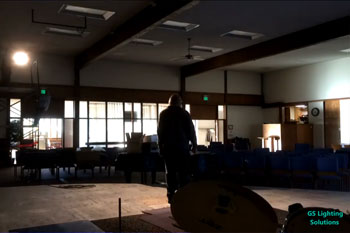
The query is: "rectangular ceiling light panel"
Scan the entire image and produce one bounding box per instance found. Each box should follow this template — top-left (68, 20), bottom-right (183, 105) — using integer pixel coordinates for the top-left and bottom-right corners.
top-left (59, 4), bottom-right (115, 20)
top-left (44, 27), bottom-right (90, 37)
top-left (131, 38), bottom-right (163, 46)
top-left (340, 48), bottom-right (350, 53)
top-left (191, 45), bottom-right (222, 53)
top-left (222, 30), bottom-right (264, 40)
top-left (159, 20), bottom-right (199, 32)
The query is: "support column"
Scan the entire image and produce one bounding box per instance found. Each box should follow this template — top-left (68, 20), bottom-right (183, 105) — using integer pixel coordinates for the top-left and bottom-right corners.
top-left (73, 63), bottom-right (80, 148)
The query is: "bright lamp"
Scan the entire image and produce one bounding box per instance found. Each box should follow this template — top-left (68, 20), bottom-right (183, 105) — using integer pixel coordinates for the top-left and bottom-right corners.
top-left (12, 51), bottom-right (29, 66)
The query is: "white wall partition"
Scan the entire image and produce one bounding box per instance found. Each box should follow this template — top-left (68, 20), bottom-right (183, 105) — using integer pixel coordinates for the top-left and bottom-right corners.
top-left (81, 59), bottom-right (180, 91)
top-left (308, 101), bottom-right (325, 148)
top-left (264, 57), bottom-right (350, 103)
top-left (227, 106), bottom-right (263, 149)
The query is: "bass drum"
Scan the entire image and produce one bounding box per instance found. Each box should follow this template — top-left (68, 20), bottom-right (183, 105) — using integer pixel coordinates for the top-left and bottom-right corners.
top-left (281, 207), bottom-right (350, 233)
top-left (171, 179), bottom-right (278, 232)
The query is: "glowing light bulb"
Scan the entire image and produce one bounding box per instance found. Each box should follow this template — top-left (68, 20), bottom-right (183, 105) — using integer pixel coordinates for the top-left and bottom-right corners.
top-left (12, 51), bottom-right (29, 66)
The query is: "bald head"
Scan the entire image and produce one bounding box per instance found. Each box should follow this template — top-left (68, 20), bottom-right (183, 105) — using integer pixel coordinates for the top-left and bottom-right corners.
top-left (168, 94), bottom-right (183, 107)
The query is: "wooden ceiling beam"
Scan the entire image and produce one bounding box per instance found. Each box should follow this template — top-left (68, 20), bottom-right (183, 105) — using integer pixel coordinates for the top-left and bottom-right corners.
top-left (181, 16), bottom-right (350, 77)
top-left (76, 0), bottom-right (194, 69)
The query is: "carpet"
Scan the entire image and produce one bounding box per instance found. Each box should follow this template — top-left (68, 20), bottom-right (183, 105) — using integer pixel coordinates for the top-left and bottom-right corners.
top-left (92, 207), bottom-right (289, 232)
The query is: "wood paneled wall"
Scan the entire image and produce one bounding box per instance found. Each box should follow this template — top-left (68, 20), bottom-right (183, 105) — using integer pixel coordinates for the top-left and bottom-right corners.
top-left (190, 105), bottom-right (217, 120)
top-left (324, 99), bottom-right (340, 148)
top-left (3, 83), bottom-right (262, 106)
top-left (21, 96), bottom-right (64, 118)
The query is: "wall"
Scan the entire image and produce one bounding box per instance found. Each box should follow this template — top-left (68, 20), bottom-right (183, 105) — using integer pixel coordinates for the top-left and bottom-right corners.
top-left (264, 57), bottom-right (350, 103)
top-left (9, 53), bottom-right (74, 86)
top-left (81, 59), bottom-right (180, 91)
top-left (186, 70), bottom-right (224, 93)
top-left (227, 106), bottom-right (263, 149)
top-left (262, 108), bottom-right (280, 124)
top-left (186, 70), bottom-right (261, 95)
top-left (308, 101), bottom-right (325, 148)
top-left (227, 71), bottom-right (261, 95)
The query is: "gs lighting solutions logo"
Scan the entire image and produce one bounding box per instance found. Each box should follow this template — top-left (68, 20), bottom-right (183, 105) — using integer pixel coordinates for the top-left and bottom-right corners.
top-left (307, 210), bottom-right (344, 225)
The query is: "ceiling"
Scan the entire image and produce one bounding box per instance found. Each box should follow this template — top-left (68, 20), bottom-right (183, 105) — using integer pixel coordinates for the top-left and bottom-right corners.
top-left (0, 1), bottom-right (151, 56)
top-left (108, 0), bottom-right (350, 70)
top-left (1, 1), bottom-right (350, 73)
top-left (225, 35), bottom-right (350, 73)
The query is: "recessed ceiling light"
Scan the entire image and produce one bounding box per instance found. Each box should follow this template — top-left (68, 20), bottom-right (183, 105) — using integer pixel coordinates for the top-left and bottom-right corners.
top-left (221, 30), bottom-right (264, 40)
top-left (295, 105), bottom-right (307, 108)
top-left (190, 45), bottom-right (222, 53)
top-left (131, 38), bottom-right (163, 46)
top-left (159, 20), bottom-right (199, 32)
top-left (44, 27), bottom-right (90, 37)
top-left (59, 4), bottom-right (115, 20)
top-left (340, 48), bottom-right (350, 53)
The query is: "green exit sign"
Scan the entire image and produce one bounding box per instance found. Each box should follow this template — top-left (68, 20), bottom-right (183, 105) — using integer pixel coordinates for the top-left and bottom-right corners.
top-left (203, 95), bottom-right (209, 101)
top-left (40, 89), bottom-right (47, 95)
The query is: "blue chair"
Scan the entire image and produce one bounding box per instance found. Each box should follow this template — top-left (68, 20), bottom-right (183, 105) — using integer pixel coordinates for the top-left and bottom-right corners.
top-left (254, 148), bottom-right (269, 155)
top-left (334, 152), bottom-right (350, 191)
top-left (243, 153), bottom-right (267, 185)
top-left (221, 152), bottom-right (243, 182)
top-left (290, 156), bottom-right (314, 188)
top-left (295, 144), bottom-right (310, 153)
top-left (312, 148), bottom-right (333, 154)
top-left (268, 155), bottom-right (291, 187)
top-left (316, 157), bottom-right (342, 191)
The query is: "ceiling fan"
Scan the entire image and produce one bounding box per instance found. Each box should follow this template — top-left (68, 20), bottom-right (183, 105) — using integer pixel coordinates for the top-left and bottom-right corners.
top-left (171, 38), bottom-right (204, 62)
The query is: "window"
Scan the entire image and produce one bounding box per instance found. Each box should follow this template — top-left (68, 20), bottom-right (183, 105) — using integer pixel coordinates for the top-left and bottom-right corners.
top-left (158, 103), bottom-right (168, 117)
top-left (64, 100), bottom-right (74, 118)
top-left (143, 103), bottom-right (157, 136)
top-left (10, 99), bottom-right (21, 118)
top-left (38, 118), bottom-right (63, 149)
top-left (107, 102), bottom-right (124, 147)
top-left (89, 102), bottom-right (106, 146)
top-left (76, 101), bottom-right (175, 148)
top-left (64, 100), bottom-right (74, 148)
top-left (79, 101), bottom-right (88, 147)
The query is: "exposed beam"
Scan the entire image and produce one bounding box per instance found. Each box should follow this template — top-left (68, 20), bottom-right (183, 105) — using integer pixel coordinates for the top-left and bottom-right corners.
top-left (181, 16), bottom-right (350, 77)
top-left (76, 0), bottom-right (195, 69)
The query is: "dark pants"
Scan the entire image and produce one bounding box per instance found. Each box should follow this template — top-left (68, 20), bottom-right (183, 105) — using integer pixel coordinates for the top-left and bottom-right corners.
top-left (163, 152), bottom-right (191, 202)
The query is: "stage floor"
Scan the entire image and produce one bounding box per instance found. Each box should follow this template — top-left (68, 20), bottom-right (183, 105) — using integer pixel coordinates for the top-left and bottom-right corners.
top-left (0, 183), bottom-right (349, 232)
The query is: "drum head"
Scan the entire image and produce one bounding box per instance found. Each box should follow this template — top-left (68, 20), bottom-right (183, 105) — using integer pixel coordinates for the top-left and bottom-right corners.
top-left (283, 207), bottom-right (350, 233)
top-left (171, 179), bottom-right (278, 232)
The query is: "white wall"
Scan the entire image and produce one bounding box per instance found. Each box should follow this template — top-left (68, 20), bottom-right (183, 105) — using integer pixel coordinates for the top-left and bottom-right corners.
top-left (186, 70), bottom-right (261, 95)
top-left (81, 59), bottom-right (180, 91)
top-left (227, 71), bottom-right (261, 95)
top-left (262, 107), bottom-right (280, 124)
top-left (308, 101), bottom-right (325, 148)
top-left (264, 57), bottom-right (350, 103)
top-left (10, 54), bottom-right (74, 86)
top-left (227, 106), bottom-right (263, 149)
top-left (186, 70), bottom-right (224, 93)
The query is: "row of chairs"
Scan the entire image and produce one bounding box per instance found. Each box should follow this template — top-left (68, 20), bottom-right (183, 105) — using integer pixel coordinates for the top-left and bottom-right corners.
top-left (15, 148), bottom-right (118, 180)
top-left (200, 145), bottom-right (350, 191)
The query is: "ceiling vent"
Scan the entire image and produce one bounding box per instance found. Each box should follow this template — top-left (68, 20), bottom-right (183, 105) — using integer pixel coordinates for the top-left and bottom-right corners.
top-left (59, 4), bottom-right (115, 20)
top-left (190, 45), bottom-right (222, 53)
top-left (131, 38), bottom-right (163, 46)
top-left (44, 27), bottom-right (90, 37)
top-left (159, 20), bottom-right (199, 32)
top-left (221, 30), bottom-right (264, 40)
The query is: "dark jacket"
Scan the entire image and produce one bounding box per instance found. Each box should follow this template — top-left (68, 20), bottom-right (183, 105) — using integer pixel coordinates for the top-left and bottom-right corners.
top-left (157, 106), bottom-right (197, 154)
